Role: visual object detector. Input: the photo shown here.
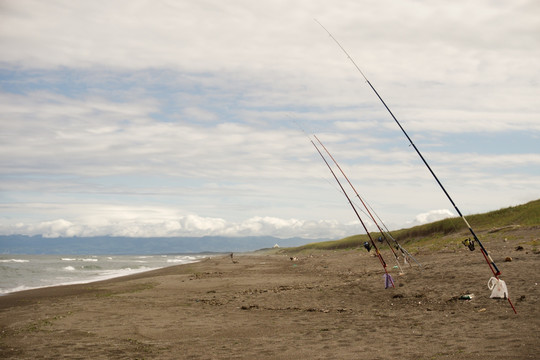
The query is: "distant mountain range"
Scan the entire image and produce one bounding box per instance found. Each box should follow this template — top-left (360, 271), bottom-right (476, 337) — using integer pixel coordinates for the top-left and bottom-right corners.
top-left (0, 235), bottom-right (325, 255)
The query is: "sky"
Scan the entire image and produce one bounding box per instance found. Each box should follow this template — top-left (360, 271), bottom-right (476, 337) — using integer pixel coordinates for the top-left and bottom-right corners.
top-left (0, 0), bottom-right (539, 240)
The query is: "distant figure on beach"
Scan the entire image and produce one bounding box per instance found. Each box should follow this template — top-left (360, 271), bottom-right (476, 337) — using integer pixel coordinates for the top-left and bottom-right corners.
top-left (230, 253), bottom-right (233, 260)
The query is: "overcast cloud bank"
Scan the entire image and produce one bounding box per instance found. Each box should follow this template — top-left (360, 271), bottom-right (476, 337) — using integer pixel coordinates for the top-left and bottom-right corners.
top-left (1, 1), bottom-right (538, 240)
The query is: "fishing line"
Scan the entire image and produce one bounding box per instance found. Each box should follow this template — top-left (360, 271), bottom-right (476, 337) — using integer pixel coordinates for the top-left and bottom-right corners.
top-left (295, 120), bottom-right (376, 223)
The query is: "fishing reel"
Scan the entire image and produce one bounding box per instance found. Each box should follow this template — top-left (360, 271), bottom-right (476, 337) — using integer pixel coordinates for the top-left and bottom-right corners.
top-left (462, 238), bottom-right (475, 251)
top-left (363, 241), bottom-right (372, 252)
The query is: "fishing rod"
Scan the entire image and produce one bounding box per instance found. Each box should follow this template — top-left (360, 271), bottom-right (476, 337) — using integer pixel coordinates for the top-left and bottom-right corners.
top-left (356, 193), bottom-right (422, 269)
top-left (310, 137), bottom-right (394, 288)
top-left (363, 199), bottom-right (423, 268)
top-left (322, 163), bottom-right (420, 268)
top-left (314, 134), bottom-right (422, 270)
top-left (347, 181), bottom-right (423, 268)
top-left (316, 141), bottom-right (421, 269)
top-left (294, 120), bottom-right (400, 265)
top-left (313, 134), bottom-right (405, 274)
top-left (295, 119), bottom-right (419, 269)
top-left (315, 19), bottom-right (516, 313)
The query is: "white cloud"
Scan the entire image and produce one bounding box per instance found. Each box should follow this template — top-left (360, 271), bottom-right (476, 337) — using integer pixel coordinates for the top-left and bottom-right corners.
top-left (0, 204), bottom-right (366, 239)
top-left (35, 219), bottom-right (80, 238)
top-left (0, 0), bottom-right (538, 240)
top-left (407, 209), bottom-right (455, 227)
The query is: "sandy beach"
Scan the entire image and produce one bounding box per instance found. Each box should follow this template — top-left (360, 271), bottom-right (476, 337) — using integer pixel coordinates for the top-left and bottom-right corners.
top-left (1, 230), bottom-right (539, 359)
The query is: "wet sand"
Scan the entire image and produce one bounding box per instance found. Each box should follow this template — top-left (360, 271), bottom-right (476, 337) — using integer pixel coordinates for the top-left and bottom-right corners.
top-left (1, 230), bottom-right (539, 359)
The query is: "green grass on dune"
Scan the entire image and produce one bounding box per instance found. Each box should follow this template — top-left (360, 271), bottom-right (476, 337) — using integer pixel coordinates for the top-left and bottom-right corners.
top-left (286, 199), bottom-right (540, 253)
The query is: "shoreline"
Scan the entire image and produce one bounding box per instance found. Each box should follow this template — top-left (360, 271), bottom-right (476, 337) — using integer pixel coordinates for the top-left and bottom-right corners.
top-left (0, 257), bottom-right (212, 309)
top-left (0, 253), bottom-right (212, 297)
top-left (0, 265), bottom-right (165, 297)
top-left (1, 239), bottom-right (538, 359)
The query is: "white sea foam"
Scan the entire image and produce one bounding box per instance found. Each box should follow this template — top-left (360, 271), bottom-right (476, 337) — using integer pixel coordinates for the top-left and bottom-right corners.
top-left (0, 254), bottom-right (208, 295)
top-left (2, 285), bottom-right (34, 293)
top-left (167, 258), bottom-right (188, 263)
top-left (61, 258), bottom-right (98, 262)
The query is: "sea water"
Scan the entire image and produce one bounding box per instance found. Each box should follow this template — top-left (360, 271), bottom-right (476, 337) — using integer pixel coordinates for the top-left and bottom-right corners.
top-left (0, 254), bottom-right (206, 295)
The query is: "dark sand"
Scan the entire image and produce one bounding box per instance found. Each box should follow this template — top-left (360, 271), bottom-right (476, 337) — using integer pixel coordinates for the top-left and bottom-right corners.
top-left (1, 228), bottom-right (539, 359)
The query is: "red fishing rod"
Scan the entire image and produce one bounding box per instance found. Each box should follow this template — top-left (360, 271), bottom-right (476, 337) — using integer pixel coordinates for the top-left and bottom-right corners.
top-left (310, 137), bottom-right (394, 288)
top-left (363, 199), bottom-right (423, 269)
top-left (313, 134), bottom-right (405, 273)
top-left (311, 140), bottom-right (422, 269)
top-left (315, 19), bottom-right (516, 313)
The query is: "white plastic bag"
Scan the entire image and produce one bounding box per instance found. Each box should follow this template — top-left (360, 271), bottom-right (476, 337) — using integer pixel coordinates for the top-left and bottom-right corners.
top-left (487, 277), bottom-right (508, 299)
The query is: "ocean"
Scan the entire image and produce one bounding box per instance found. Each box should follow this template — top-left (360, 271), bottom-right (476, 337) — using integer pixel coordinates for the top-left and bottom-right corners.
top-left (0, 254), bottom-right (207, 295)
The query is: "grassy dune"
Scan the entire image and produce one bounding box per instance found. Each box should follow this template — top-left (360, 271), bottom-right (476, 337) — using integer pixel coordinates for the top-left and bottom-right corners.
top-left (285, 199), bottom-right (540, 253)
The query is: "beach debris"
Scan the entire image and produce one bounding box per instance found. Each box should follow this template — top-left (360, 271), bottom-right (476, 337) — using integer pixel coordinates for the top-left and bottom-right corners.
top-left (489, 225), bottom-right (521, 233)
top-left (459, 294), bottom-right (475, 300)
top-left (478, 308), bottom-right (487, 312)
top-left (515, 245), bottom-right (524, 251)
top-left (505, 257), bottom-right (512, 262)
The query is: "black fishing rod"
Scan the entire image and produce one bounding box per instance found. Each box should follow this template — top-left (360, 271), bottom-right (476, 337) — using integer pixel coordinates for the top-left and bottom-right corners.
top-left (310, 138), bottom-right (394, 288)
top-left (313, 134), bottom-right (405, 274)
top-left (315, 19), bottom-right (516, 313)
